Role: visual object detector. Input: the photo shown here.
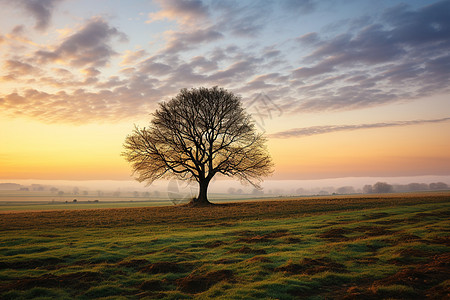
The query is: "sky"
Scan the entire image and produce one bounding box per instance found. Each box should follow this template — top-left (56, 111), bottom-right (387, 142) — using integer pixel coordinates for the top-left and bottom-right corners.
top-left (0, 0), bottom-right (449, 186)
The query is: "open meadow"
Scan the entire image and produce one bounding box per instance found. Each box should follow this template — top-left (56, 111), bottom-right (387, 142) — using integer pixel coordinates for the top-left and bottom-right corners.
top-left (1, 192), bottom-right (449, 299)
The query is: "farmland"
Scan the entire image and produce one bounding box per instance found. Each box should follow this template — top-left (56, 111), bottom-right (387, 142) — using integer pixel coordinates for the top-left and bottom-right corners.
top-left (1, 192), bottom-right (449, 299)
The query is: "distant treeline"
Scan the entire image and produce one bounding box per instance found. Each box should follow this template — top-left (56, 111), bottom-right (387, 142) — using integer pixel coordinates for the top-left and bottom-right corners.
top-left (294, 181), bottom-right (449, 196)
top-left (362, 182), bottom-right (448, 194)
top-left (1, 181), bottom-right (448, 197)
top-left (0, 183), bottom-right (23, 190)
top-left (0, 183), bottom-right (161, 198)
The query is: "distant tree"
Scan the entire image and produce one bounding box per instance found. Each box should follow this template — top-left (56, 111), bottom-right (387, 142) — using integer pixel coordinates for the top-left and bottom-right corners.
top-left (296, 188), bottom-right (307, 195)
top-left (228, 187), bottom-right (236, 194)
top-left (133, 191), bottom-right (140, 197)
top-left (58, 191), bottom-right (64, 196)
top-left (372, 182), bottom-right (393, 194)
top-left (407, 183), bottom-right (429, 191)
top-left (362, 185), bottom-right (373, 194)
top-left (336, 186), bottom-right (355, 194)
top-left (392, 184), bottom-right (407, 193)
top-left (73, 187), bottom-right (79, 195)
top-left (429, 182), bottom-right (448, 190)
top-left (32, 184), bottom-right (44, 191)
top-left (273, 188), bottom-right (283, 195)
top-left (50, 187), bottom-right (58, 193)
top-left (252, 188), bottom-right (264, 195)
top-left (123, 87), bottom-right (274, 206)
top-left (82, 190), bottom-right (89, 196)
top-left (0, 183), bottom-right (22, 190)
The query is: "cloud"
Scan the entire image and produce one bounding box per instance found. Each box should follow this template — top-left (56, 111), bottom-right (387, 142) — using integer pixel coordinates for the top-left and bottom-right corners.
top-left (296, 32), bottom-right (319, 45)
top-left (35, 17), bottom-right (127, 68)
top-left (148, 1), bottom-right (275, 58)
top-left (383, 0), bottom-right (450, 46)
top-left (162, 27), bottom-right (223, 54)
top-left (139, 57), bottom-right (173, 76)
top-left (148, 0), bottom-right (209, 26)
top-left (280, 0), bottom-right (317, 15)
top-left (51, 68), bottom-right (72, 77)
top-left (4, 59), bottom-right (41, 76)
top-left (208, 60), bottom-right (257, 84)
top-left (1, 0), bottom-right (448, 126)
top-left (0, 45), bottom-right (274, 125)
top-left (305, 1), bottom-right (450, 68)
top-left (146, 0), bottom-right (225, 55)
top-left (189, 56), bottom-right (218, 72)
top-left (269, 118), bottom-right (450, 139)
top-left (212, 1), bottom-right (272, 37)
top-left (0, 92), bottom-right (27, 105)
top-left (81, 67), bottom-right (101, 77)
top-left (289, 0), bottom-right (450, 112)
top-left (299, 26), bottom-right (404, 71)
top-left (150, 0), bottom-right (274, 40)
top-left (0, 87), bottom-right (157, 124)
top-left (120, 49), bottom-right (148, 66)
top-left (11, 25), bottom-right (26, 35)
top-left (0, 0), bottom-right (63, 31)
top-left (25, 0), bottom-right (62, 30)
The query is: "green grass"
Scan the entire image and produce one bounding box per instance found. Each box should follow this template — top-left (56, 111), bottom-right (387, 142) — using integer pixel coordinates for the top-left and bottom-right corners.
top-left (0, 195), bottom-right (449, 299)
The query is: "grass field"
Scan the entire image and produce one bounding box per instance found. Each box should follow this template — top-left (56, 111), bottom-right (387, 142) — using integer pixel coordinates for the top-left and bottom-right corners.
top-left (0, 193), bottom-right (449, 299)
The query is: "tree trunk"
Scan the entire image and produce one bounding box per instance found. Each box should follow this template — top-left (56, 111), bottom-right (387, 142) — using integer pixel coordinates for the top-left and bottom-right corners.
top-left (191, 178), bottom-right (212, 206)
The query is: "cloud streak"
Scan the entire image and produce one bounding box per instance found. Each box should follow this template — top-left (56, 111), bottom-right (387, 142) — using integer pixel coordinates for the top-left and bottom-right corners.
top-left (269, 118), bottom-right (450, 139)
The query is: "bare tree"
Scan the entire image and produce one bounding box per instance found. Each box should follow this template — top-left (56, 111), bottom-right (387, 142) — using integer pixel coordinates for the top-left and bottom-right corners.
top-left (123, 87), bottom-right (274, 206)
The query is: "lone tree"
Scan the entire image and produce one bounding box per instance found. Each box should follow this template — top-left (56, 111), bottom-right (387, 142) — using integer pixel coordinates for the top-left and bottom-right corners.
top-left (122, 87), bottom-right (273, 206)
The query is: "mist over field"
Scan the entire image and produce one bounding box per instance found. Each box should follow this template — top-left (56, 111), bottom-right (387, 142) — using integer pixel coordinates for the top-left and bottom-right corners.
top-left (2, 175), bottom-right (449, 199)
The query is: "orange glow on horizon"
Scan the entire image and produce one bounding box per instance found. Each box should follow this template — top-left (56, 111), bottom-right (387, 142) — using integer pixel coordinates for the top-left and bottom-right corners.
top-left (0, 117), bottom-right (134, 180)
top-left (1, 115), bottom-right (449, 181)
top-left (268, 121), bottom-right (450, 179)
